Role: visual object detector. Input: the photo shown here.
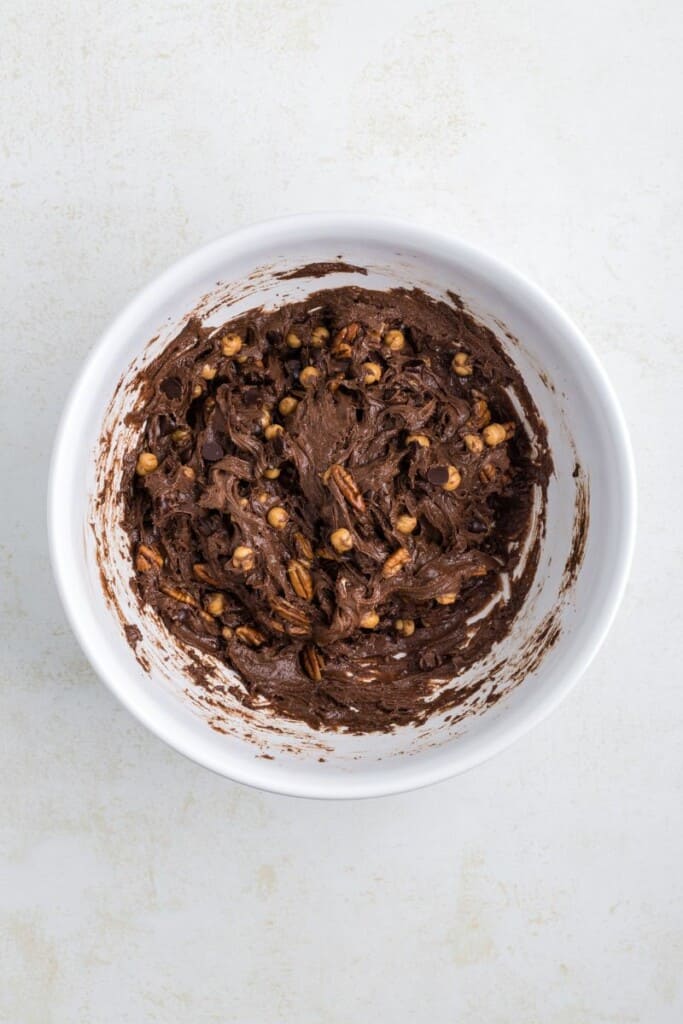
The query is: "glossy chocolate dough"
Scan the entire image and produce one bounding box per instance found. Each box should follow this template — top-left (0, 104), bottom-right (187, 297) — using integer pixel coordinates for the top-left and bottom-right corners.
top-left (121, 286), bottom-right (551, 732)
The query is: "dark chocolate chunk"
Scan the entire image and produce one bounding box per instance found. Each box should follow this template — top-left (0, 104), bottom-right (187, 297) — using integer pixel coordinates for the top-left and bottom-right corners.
top-left (160, 377), bottom-right (182, 399)
top-left (427, 466), bottom-right (449, 485)
top-left (201, 440), bottom-right (224, 461)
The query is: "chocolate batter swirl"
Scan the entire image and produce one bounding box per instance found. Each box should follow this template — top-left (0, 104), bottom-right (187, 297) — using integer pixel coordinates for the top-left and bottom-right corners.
top-left (122, 286), bottom-right (550, 732)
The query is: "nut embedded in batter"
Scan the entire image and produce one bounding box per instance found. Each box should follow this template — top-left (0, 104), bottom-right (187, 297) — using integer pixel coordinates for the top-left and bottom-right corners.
top-left (299, 366), bottom-right (320, 387)
top-left (310, 325), bottom-right (330, 347)
top-left (395, 618), bottom-right (415, 637)
top-left (135, 451), bottom-right (158, 476)
top-left (278, 395), bottom-right (298, 416)
top-left (452, 351), bottom-right (473, 377)
top-left (395, 514), bottom-right (418, 534)
top-left (232, 546), bottom-right (255, 572)
top-left (382, 548), bottom-right (411, 578)
top-left (362, 362), bottom-right (382, 384)
top-left (330, 528), bottom-right (354, 553)
top-left (360, 610), bottom-right (380, 629)
top-left (288, 559), bottom-right (314, 600)
top-left (267, 506), bottom-right (289, 530)
top-left (221, 333), bottom-right (242, 357)
top-left (383, 329), bottom-right (405, 351)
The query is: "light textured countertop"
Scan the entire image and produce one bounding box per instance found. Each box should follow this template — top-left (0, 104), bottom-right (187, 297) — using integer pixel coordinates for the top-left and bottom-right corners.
top-left (2, 1), bottom-right (681, 1021)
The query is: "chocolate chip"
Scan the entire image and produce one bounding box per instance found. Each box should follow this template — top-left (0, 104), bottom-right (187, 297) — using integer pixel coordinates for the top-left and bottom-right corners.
top-left (272, 434), bottom-right (285, 457)
top-left (243, 388), bottom-right (260, 406)
top-left (161, 377), bottom-right (182, 399)
top-left (195, 516), bottom-right (216, 536)
top-left (201, 440), bottom-right (224, 461)
top-left (427, 466), bottom-right (449, 485)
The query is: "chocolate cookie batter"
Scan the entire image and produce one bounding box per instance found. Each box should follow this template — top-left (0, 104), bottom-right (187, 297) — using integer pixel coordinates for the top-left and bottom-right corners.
top-left (122, 286), bottom-right (550, 732)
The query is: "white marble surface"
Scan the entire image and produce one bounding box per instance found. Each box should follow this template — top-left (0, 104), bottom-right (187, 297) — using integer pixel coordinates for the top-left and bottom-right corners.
top-left (2, 0), bottom-right (681, 1020)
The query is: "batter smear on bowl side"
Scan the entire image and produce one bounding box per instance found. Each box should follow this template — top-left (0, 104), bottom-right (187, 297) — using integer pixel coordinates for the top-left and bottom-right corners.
top-left (122, 285), bottom-right (551, 732)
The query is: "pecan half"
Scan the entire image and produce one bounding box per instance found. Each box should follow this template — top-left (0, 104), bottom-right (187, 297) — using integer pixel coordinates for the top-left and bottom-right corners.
top-left (235, 625), bottom-right (265, 647)
top-left (159, 582), bottom-right (198, 607)
top-left (269, 596), bottom-right (312, 633)
top-left (193, 562), bottom-right (221, 586)
top-left (287, 559), bottom-right (314, 600)
top-left (327, 463), bottom-right (366, 513)
top-left (333, 322), bottom-right (361, 345)
top-left (301, 644), bottom-right (324, 682)
top-left (135, 543), bottom-right (164, 572)
top-left (293, 532), bottom-right (314, 564)
top-left (382, 548), bottom-right (411, 578)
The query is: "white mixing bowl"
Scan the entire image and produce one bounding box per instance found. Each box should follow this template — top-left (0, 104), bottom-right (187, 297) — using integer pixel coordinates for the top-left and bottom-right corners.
top-left (48, 214), bottom-right (636, 798)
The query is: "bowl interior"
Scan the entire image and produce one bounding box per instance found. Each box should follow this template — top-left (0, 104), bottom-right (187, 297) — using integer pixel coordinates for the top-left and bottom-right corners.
top-left (49, 216), bottom-right (634, 796)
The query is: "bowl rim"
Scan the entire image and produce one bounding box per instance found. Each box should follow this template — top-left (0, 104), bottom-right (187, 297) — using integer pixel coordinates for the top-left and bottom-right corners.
top-left (47, 212), bottom-right (637, 799)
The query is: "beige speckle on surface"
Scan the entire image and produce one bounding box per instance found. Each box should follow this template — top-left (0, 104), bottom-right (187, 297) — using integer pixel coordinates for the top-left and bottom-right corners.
top-left (1, 0), bottom-right (682, 1021)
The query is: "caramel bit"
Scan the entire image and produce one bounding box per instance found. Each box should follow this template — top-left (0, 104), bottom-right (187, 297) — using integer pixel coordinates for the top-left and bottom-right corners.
top-left (288, 559), bottom-right (314, 600)
top-left (406, 433), bottom-right (430, 448)
top-left (299, 366), bottom-right (320, 387)
top-left (135, 451), bottom-right (158, 476)
top-left (395, 618), bottom-right (415, 637)
top-left (265, 424), bottom-right (284, 440)
top-left (310, 325), bottom-right (330, 347)
top-left (360, 610), bottom-right (380, 629)
top-left (278, 395), bottom-right (298, 416)
top-left (382, 548), bottom-right (411, 578)
top-left (436, 593), bottom-right (457, 605)
top-left (383, 329), bottom-right (405, 351)
top-left (483, 422), bottom-right (515, 447)
top-left (285, 331), bottom-right (302, 349)
top-left (206, 592), bottom-right (226, 616)
top-left (301, 644), bottom-right (324, 682)
top-left (221, 626), bottom-right (234, 640)
top-left (443, 465), bottom-right (462, 491)
top-left (464, 433), bottom-right (484, 454)
top-left (452, 351), bottom-right (473, 377)
top-left (221, 333), bottom-right (242, 357)
top-left (171, 427), bottom-right (191, 445)
top-left (267, 506), bottom-right (289, 530)
top-left (264, 467), bottom-right (281, 480)
top-left (361, 361), bottom-right (382, 385)
top-left (201, 363), bottom-right (217, 380)
top-left (330, 528), bottom-right (354, 553)
top-left (232, 546), bottom-right (255, 572)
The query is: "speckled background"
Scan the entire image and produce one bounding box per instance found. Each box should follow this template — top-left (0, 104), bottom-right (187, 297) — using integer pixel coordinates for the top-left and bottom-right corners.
top-left (1, 1), bottom-right (681, 1021)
